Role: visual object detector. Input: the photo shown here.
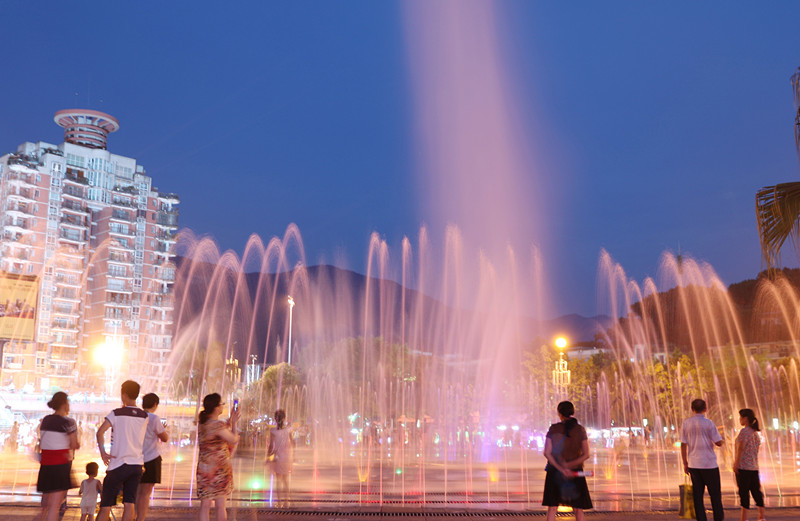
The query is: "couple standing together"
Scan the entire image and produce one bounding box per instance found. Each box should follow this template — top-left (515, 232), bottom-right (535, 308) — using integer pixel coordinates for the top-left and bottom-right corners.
top-left (681, 398), bottom-right (765, 521)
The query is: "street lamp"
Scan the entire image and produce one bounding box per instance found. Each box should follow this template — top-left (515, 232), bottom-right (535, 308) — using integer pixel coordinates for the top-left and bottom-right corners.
top-left (552, 336), bottom-right (570, 400)
top-left (287, 295), bottom-right (295, 365)
top-left (94, 335), bottom-right (124, 396)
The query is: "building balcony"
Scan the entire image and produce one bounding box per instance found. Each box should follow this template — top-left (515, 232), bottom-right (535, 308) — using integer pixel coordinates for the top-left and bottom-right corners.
top-left (64, 172), bottom-right (89, 186)
top-left (155, 214), bottom-right (178, 227)
top-left (157, 192), bottom-right (179, 203)
top-left (106, 280), bottom-right (134, 293)
top-left (61, 200), bottom-right (89, 215)
top-left (60, 215), bottom-right (87, 228)
top-left (155, 230), bottom-right (178, 242)
top-left (6, 172), bottom-right (36, 187)
top-left (109, 228), bottom-right (134, 238)
top-left (7, 191), bottom-right (36, 203)
top-left (150, 295), bottom-right (174, 308)
top-left (51, 321), bottom-right (79, 332)
top-left (61, 188), bottom-right (85, 199)
top-left (53, 291), bottom-right (81, 303)
top-left (52, 306), bottom-right (79, 316)
top-left (111, 198), bottom-right (135, 209)
top-left (58, 230), bottom-right (87, 243)
top-left (110, 211), bottom-right (133, 223)
top-left (2, 247), bottom-right (32, 260)
top-left (58, 238), bottom-right (86, 249)
top-left (57, 246), bottom-right (86, 258)
top-left (51, 340), bottom-right (79, 348)
top-left (54, 276), bottom-right (82, 288)
top-left (5, 202), bottom-right (32, 214)
top-left (107, 254), bottom-right (132, 265)
top-left (55, 259), bottom-right (84, 272)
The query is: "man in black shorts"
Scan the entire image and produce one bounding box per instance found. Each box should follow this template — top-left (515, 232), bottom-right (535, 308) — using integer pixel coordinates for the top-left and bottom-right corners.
top-left (136, 393), bottom-right (169, 521)
top-left (95, 380), bottom-right (148, 521)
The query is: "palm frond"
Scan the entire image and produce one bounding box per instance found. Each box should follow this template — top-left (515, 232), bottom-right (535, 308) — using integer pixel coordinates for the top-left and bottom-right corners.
top-left (756, 182), bottom-right (800, 269)
top-left (793, 69), bottom-right (800, 152)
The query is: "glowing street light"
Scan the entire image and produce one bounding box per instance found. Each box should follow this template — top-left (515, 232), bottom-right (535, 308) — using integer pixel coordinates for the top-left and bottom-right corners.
top-left (95, 335), bottom-right (124, 396)
top-left (287, 295), bottom-right (295, 366)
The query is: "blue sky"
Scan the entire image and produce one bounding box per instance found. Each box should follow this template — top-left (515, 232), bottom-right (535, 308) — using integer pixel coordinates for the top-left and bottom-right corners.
top-left (2, 2), bottom-right (800, 317)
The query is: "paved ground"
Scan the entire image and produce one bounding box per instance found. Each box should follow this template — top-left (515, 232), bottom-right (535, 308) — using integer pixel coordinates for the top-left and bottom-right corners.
top-left (0, 503), bottom-right (797, 520)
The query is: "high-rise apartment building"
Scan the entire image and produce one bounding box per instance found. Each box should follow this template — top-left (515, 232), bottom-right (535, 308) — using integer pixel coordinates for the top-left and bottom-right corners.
top-left (0, 109), bottom-right (178, 392)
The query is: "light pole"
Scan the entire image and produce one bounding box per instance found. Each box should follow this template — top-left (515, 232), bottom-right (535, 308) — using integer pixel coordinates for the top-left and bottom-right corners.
top-left (552, 336), bottom-right (571, 400)
top-left (287, 295), bottom-right (295, 365)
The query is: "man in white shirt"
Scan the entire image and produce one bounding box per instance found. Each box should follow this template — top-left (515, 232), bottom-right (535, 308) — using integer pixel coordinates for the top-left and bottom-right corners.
top-left (681, 398), bottom-right (725, 521)
top-left (95, 380), bottom-right (148, 521)
top-left (136, 393), bottom-right (169, 521)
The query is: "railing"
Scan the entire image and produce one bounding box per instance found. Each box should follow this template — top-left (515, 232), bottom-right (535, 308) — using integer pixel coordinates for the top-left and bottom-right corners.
top-left (60, 215), bottom-right (86, 227)
top-left (158, 192), bottom-right (180, 201)
top-left (64, 172), bottom-right (89, 185)
top-left (59, 231), bottom-right (86, 242)
top-left (156, 214), bottom-right (178, 226)
top-left (62, 200), bottom-right (88, 213)
top-left (111, 198), bottom-right (135, 208)
top-left (111, 210), bottom-right (133, 221)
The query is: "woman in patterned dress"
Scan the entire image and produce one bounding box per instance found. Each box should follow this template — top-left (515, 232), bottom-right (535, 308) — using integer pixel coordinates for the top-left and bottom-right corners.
top-left (196, 393), bottom-right (239, 521)
top-left (733, 408), bottom-right (765, 521)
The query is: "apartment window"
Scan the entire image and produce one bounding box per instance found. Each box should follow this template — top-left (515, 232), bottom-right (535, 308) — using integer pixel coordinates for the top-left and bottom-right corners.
top-left (37, 174), bottom-right (42, 183)
top-left (109, 265), bottom-right (127, 278)
top-left (35, 189), bottom-right (40, 199)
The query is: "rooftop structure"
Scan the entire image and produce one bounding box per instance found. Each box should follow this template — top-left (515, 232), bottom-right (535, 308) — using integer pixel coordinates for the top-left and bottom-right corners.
top-left (54, 109), bottom-right (120, 150)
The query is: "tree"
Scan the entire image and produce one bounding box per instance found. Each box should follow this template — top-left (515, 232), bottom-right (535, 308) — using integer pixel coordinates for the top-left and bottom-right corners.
top-left (756, 67), bottom-right (800, 268)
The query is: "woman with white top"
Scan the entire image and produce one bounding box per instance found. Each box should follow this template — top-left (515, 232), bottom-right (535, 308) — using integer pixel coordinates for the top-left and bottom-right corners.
top-left (733, 408), bottom-right (765, 521)
top-left (37, 391), bottom-right (80, 521)
top-left (266, 409), bottom-right (293, 508)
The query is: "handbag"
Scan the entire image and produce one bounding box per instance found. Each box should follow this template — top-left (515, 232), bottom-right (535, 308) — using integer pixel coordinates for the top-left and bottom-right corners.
top-left (32, 420), bottom-right (42, 463)
top-left (678, 476), bottom-right (695, 519)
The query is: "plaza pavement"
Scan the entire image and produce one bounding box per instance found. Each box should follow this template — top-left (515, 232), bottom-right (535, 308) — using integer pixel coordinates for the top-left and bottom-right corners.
top-left (1, 503), bottom-right (799, 520)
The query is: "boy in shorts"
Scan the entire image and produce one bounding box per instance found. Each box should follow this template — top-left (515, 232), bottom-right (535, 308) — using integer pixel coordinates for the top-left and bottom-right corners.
top-left (95, 380), bottom-right (148, 521)
top-left (136, 393), bottom-right (169, 521)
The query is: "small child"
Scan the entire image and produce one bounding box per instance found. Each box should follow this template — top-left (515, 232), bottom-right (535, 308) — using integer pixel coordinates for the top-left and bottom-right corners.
top-left (79, 461), bottom-right (102, 521)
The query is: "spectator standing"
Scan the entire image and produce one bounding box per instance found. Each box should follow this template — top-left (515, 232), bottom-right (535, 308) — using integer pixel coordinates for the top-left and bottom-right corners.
top-left (733, 408), bottom-right (765, 521)
top-left (681, 398), bottom-right (725, 521)
top-left (37, 392), bottom-right (80, 521)
top-left (79, 461), bottom-right (102, 521)
top-left (197, 393), bottom-right (239, 521)
top-left (266, 409), bottom-right (294, 508)
top-left (136, 393), bottom-right (169, 521)
top-left (95, 380), bottom-right (148, 521)
top-left (542, 400), bottom-right (592, 521)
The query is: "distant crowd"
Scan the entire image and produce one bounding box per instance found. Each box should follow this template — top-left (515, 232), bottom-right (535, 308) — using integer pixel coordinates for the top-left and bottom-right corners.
top-left (33, 380), bottom-right (765, 521)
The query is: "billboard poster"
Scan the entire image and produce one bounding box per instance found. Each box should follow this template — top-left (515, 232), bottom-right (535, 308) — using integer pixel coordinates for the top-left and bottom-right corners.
top-left (0, 274), bottom-right (38, 341)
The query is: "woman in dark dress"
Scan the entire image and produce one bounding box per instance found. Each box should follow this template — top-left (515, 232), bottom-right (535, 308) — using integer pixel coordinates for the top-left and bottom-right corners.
top-left (37, 392), bottom-right (79, 521)
top-left (542, 400), bottom-right (592, 521)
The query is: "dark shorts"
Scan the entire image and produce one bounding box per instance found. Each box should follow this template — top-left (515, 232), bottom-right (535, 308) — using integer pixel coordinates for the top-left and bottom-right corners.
top-left (100, 464), bottom-right (143, 507)
top-left (37, 462), bottom-right (76, 493)
top-left (140, 456), bottom-right (162, 484)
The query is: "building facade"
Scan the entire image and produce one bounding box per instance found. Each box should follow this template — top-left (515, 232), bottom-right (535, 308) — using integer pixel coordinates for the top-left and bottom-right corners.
top-left (0, 109), bottom-right (178, 392)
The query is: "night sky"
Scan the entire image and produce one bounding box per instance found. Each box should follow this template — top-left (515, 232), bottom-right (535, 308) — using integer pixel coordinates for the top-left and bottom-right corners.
top-left (2, 2), bottom-right (800, 318)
